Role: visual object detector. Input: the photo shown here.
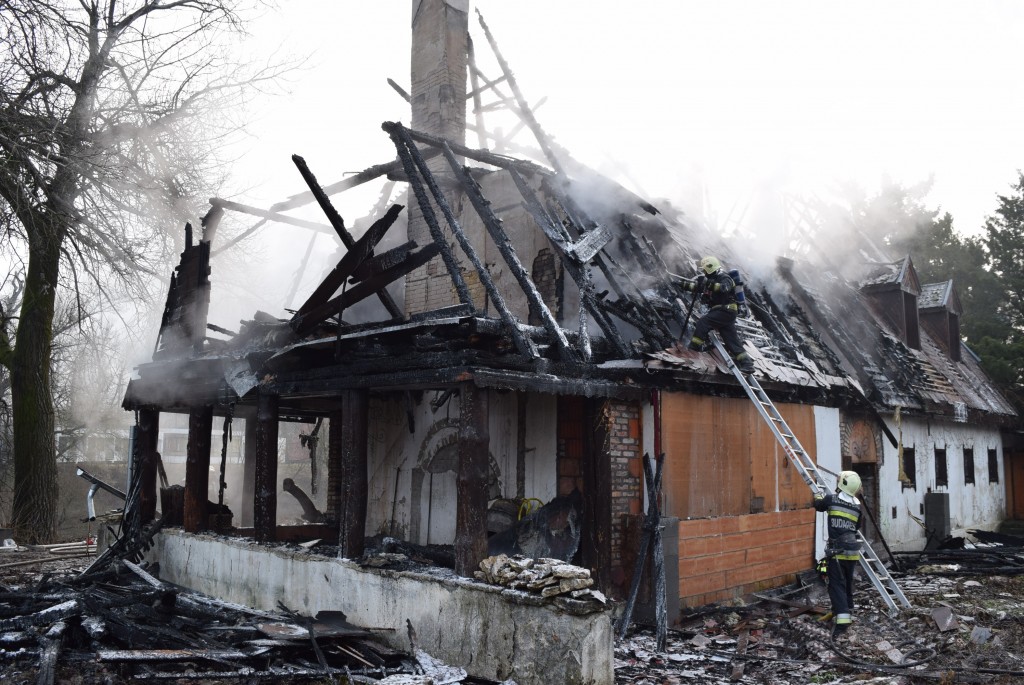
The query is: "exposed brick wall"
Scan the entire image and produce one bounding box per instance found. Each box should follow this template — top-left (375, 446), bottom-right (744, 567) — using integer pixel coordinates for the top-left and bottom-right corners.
top-left (607, 400), bottom-right (643, 589)
top-left (677, 509), bottom-right (815, 607)
top-left (529, 248), bottom-right (560, 326)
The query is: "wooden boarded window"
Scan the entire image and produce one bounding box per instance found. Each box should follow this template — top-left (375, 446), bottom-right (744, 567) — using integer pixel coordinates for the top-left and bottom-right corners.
top-left (660, 393), bottom-right (815, 518)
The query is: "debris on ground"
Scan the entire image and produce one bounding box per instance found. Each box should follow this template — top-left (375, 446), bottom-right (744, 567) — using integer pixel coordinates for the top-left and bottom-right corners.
top-left (0, 547), bottom-right (515, 684)
top-left (474, 554), bottom-right (606, 602)
top-left (615, 567), bottom-right (1024, 684)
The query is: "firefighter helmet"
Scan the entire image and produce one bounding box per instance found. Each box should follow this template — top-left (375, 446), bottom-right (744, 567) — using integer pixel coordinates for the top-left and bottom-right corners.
top-left (838, 470), bottom-right (862, 496)
top-left (699, 256), bottom-right (721, 275)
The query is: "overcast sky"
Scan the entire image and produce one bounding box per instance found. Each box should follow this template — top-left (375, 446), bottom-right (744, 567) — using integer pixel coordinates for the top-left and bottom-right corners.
top-left (214, 0), bottom-right (1024, 319)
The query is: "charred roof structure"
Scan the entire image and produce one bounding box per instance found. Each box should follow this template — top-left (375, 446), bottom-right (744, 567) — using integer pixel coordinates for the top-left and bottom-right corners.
top-left (121, 2), bottom-right (1017, 683)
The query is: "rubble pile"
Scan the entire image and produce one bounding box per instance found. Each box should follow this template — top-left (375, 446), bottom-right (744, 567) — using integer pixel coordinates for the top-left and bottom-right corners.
top-left (475, 554), bottom-right (607, 602)
top-left (614, 570), bottom-right (1024, 684)
top-left (0, 549), bottom-right (512, 684)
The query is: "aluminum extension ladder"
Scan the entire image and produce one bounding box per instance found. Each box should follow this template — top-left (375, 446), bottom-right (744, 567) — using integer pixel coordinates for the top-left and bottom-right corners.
top-left (709, 334), bottom-right (911, 613)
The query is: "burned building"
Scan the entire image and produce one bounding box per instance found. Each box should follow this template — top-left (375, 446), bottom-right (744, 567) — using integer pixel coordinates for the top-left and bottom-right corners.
top-left (120, 1), bottom-right (1017, 682)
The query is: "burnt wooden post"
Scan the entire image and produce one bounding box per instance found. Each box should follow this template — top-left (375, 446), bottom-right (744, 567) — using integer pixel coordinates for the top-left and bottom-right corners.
top-left (326, 409), bottom-right (343, 525)
top-left (136, 408), bottom-right (160, 523)
top-left (338, 390), bottom-right (368, 558)
top-left (184, 406), bottom-right (213, 533)
top-left (240, 409), bottom-right (257, 528)
top-left (254, 389), bottom-right (279, 543)
top-left (455, 383), bottom-right (489, 577)
top-left (581, 397), bottom-right (613, 592)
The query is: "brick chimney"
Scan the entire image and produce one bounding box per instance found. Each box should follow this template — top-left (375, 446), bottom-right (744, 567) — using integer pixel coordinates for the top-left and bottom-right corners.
top-left (405, 0), bottom-right (469, 315)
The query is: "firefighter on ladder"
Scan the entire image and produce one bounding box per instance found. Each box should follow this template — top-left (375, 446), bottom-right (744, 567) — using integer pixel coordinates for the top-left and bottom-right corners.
top-left (814, 471), bottom-right (863, 637)
top-left (679, 256), bottom-right (755, 373)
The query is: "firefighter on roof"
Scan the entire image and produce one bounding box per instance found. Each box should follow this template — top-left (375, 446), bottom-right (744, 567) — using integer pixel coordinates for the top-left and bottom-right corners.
top-left (679, 256), bottom-right (755, 373)
top-left (814, 470), bottom-right (863, 637)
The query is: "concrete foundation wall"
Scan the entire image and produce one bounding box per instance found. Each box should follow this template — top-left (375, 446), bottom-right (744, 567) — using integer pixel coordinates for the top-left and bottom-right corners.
top-left (149, 530), bottom-right (612, 685)
top-left (877, 417), bottom-right (1006, 550)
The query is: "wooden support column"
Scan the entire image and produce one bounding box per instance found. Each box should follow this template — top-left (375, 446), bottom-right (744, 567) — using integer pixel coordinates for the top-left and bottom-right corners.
top-left (241, 409), bottom-right (257, 528)
top-left (136, 408), bottom-right (160, 523)
top-left (326, 409), bottom-right (343, 524)
top-left (581, 397), bottom-right (613, 592)
top-left (254, 389), bottom-right (279, 543)
top-left (184, 406), bottom-right (213, 533)
top-left (338, 390), bottom-right (368, 558)
top-left (455, 383), bottom-right (489, 577)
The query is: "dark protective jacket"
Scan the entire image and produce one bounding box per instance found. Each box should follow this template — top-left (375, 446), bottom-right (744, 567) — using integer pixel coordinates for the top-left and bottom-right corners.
top-left (813, 491), bottom-right (862, 561)
top-left (683, 270), bottom-right (738, 313)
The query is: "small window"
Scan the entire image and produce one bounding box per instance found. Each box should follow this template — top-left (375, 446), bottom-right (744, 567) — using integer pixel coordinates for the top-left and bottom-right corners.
top-left (988, 448), bottom-right (999, 484)
top-left (934, 448), bottom-right (947, 487)
top-left (902, 447), bottom-right (916, 489)
top-left (963, 448), bottom-right (975, 485)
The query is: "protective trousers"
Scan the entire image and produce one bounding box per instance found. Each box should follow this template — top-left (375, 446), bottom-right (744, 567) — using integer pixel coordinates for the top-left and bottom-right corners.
top-left (826, 556), bottom-right (857, 623)
top-left (693, 309), bottom-right (744, 356)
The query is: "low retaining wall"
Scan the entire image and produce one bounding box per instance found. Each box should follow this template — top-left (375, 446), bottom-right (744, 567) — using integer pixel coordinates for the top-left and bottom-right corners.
top-left (148, 530), bottom-right (613, 684)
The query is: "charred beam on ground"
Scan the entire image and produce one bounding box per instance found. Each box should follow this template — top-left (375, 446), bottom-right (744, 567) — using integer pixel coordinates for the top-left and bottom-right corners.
top-left (292, 155), bottom-right (403, 320)
top-left (440, 141), bottom-right (578, 363)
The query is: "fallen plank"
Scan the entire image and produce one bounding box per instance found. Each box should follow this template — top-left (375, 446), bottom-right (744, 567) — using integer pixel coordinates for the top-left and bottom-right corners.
top-left (98, 648), bottom-right (249, 662)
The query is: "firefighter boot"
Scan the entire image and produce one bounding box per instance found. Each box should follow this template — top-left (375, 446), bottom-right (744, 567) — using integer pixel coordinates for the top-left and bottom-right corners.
top-left (736, 352), bottom-right (754, 374)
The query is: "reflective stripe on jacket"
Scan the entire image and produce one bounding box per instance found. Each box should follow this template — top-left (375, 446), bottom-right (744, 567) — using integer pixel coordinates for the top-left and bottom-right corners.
top-left (814, 491), bottom-right (862, 560)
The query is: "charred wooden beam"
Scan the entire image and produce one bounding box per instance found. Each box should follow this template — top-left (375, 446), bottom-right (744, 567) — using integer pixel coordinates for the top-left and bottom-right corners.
top-left (326, 408), bottom-right (342, 524)
top-left (293, 243), bottom-right (441, 338)
top-left (387, 77), bottom-right (411, 102)
top-left (209, 198), bottom-right (334, 233)
top-left (338, 389), bottom-right (368, 559)
top-left (385, 123), bottom-right (475, 308)
top-left (292, 155), bottom-right (403, 319)
top-left (350, 241), bottom-right (416, 282)
top-left (476, 9), bottom-right (564, 175)
top-left (136, 409), bottom-right (160, 523)
top-left (241, 410), bottom-right (257, 528)
top-left (254, 389), bottom-right (279, 543)
top-left (508, 168), bottom-right (631, 358)
top-left (184, 406), bottom-right (213, 533)
top-left (270, 152), bottom-right (439, 214)
top-left (395, 125), bottom-right (549, 178)
top-left (291, 203), bottom-right (405, 327)
top-left (440, 142), bottom-right (578, 364)
top-left (455, 383), bottom-right (489, 576)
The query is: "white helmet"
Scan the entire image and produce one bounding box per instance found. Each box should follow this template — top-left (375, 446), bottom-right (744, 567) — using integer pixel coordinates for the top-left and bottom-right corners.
top-left (838, 471), bottom-right (862, 496)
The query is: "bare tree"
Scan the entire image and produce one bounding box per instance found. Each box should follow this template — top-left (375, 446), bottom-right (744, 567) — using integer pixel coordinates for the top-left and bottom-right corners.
top-left (0, 0), bottom-right (280, 542)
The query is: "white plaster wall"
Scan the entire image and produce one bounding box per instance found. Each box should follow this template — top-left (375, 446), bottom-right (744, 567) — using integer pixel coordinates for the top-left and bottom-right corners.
top-left (149, 531), bottom-right (612, 685)
top-left (877, 417), bottom-right (1006, 551)
top-left (812, 406), bottom-right (842, 560)
top-left (365, 389), bottom-right (559, 546)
